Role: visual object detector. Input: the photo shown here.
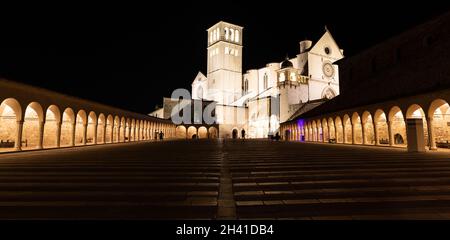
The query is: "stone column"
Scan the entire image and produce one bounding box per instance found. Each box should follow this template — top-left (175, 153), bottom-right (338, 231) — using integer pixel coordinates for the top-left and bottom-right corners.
top-left (427, 117), bottom-right (437, 150)
top-left (82, 123), bottom-right (87, 145)
top-left (128, 126), bottom-right (132, 142)
top-left (103, 124), bottom-right (107, 144)
top-left (351, 123), bottom-right (356, 144)
top-left (38, 121), bottom-right (45, 149)
top-left (334, 125), bottom-right (338, 143)
top-left (117, 126), bottom-right (121, 143)
top-left (327, 124), bottom-right (331, 142)
top-left (387, 120), bottom-right (394, 146)
top-left (362, 122), bottom-right (367, 145)
top-left (15, 120), bottom-right (24, 151)
top-left (71, 122), bottom-right (76, 146)
top-left (321, 127), bottom-right (325, 143)
top-left (93, 123), bottom-right (98, 144)
top-left (56, 121), bottom-right (62, 148)
top-left (110, 123), bottom-right (114, 143)
top-left (123, 124), bottom-right (127, 142)
top-left (373, 118), bottom-right (379, 146)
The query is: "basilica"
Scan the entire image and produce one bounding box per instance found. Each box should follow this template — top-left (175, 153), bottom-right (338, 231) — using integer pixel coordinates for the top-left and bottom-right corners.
top-left (151, 21), bottom-right (344, 139)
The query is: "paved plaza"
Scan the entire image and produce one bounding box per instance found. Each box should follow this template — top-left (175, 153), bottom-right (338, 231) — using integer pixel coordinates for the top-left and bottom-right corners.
top-left (1, 140), bottom-right (450, 219)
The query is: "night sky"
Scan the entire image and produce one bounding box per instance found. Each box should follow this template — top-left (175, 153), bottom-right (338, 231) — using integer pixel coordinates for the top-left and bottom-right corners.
top-left (0, 2), bottom-right (449, 114)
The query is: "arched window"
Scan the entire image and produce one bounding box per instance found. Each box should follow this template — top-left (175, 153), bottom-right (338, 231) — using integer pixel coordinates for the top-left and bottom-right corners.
top-left (224, 27), bottom-right (229, 40)
top-left (235, 30), bottom-right (240, 42)
top-left (242, 79), bottom-right (249, 94)
top-left (230, 28), bottom-right (234, 42)
top-left (263, 73), bottom-right (268, 89)
top-left (216, 28), bottom-right (220, 41)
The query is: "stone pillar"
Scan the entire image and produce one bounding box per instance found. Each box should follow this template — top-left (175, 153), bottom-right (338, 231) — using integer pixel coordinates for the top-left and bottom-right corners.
top-left (117, 126), bottom-right (121, 143)
top-left (123, 124), bottom-right (127, 142)
top-left (334, 125), bottom-right (338, 143)
top-left (71, 122), bottom-right (76, 146)
top-left (427, 117), bottom-right (437, 150)
top-left (82, 123), bottom-right (87, 145)
top-left (406, 118), bottom-right (426, 152)
top-left (103, 124), bottom-right (107, 144)
top-left (56, 121), bottom-right (62, 148)
top-left (38, 121), bottom-right (45, 149)
top-left (15, 120), bottom-right (24, 151)
top-left (110, 123), bottom-right (114, 143)
top-left (351, 123), bottom-right (356, 144)
top-left (93, 123), bottom-right (98, 144)
top-left (128, 126), bottom-right (132, 142)
top-left (362, 122), bottom-right (367, 145)
top-left (321, 127), bottom-right (325, 143)
top-left (327, 124), bottom-right (331, 142)
top-left (138, 127), bottom-right (141, 141)
top-left (373, 118), bottom-right (379, 146)
top-left (387, 120), bottom-right (394, 146)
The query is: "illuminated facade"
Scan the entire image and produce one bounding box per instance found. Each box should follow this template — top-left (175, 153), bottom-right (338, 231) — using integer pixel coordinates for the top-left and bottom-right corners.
top-left (153, 21), bottom-right (344, 138)
top-left (280, 11), bottom-right (450, 151)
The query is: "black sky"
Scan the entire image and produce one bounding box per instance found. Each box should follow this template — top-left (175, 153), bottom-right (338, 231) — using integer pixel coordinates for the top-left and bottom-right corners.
top-left (0, 2), bottom-right (449, 114)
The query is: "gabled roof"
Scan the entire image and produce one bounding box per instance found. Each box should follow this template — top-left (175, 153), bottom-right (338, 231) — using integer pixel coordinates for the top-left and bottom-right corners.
top-left (191, 71), bottom-right (207, 85)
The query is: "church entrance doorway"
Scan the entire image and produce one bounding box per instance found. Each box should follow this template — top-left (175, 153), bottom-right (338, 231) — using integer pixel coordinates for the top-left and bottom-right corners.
top-left (232, 129), bottom-right (238, 139)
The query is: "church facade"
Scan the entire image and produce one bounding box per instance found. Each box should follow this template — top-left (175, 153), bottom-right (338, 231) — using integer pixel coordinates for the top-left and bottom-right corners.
top-left (151, 21), bottom-right (344, 139)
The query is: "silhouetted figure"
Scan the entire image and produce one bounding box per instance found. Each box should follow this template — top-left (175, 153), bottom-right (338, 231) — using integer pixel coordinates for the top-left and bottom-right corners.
top-left (241, 129), bottom-right (246, 139)
top-left (159, 131), bottom-right (164, 141)
top-left (275, 132), bottom-right (280, 141)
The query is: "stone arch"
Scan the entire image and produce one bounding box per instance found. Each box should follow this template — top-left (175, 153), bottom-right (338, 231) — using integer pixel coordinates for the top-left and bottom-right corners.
top-left (312, 120), bottom-right (318, 141)
top-left (343, 114), bottom-right (352, 143)
top-left (388, 106), bottom-right (407, 146)
top-left (105, 115), bottom-right (114, 143)
top-left (374, 109), bottom-right (389, 145)
top-left (406, 104), bottom-right (428, 146)
top-left (119, 117), bottom-right (126, 142)
top-left (335, 116), bottom-right (343, 143)
top-left (22, 102), bottom-right (44, 149)
top-left (321, 87), bottom-right (336, 99)
top-left (322, 118), bottom-right (329, 142)
top-left (198, 126), bottom-right (208, 139)
top-left (97, 113), bottom-right (106, 144)
top-left (351, 112), bottom-right (363, 144)
top-left (327, 117), bottom-right (335, 141)
top-left (113, 116), bottom-right (120, 142)
top-left (75, 110), bottom-right (87, 145)
top-left (317, 120), bottom-right (323, 142)
top-left (60, 108), bottom-right (75, 146)
top-left (43, 105), bottom-right (61, 148)
top-left (86, 111), bottom-right (97, 144)
top-left (0, 98), bottom-right (22, 150)
top-left (187, 126), bottom-right (197, 139)
top-left (208, 126), bottom-right (218, 139)
top-left (362, 111), bottom-right (375, 145)
top-left (131, 119), bottom-right (136, 141)
top-left (428, 99), bottom-right (450, 149)
top-left (175, 125), bottom-right (187, 139)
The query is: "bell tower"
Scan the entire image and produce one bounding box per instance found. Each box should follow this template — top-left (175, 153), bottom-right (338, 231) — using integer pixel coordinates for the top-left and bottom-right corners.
top-left (206, 21), bottom-right (243, 105)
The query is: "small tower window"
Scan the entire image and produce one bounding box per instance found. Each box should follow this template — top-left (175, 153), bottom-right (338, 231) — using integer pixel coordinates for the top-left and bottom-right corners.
top-left (230, 29), bottom-right (234, 42)
top-left (224, 27), bottom-right (229, 40)
top-left (263, 73), bottom-right (268, 89)
top-left (279, 72), bottom-right (286, 82)
top-left (290, 72), bottom-right (296, 81)
top-left (235, 30), bottom-right (240, 42)
top-left (242, 78), bottom-right (249, 94)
